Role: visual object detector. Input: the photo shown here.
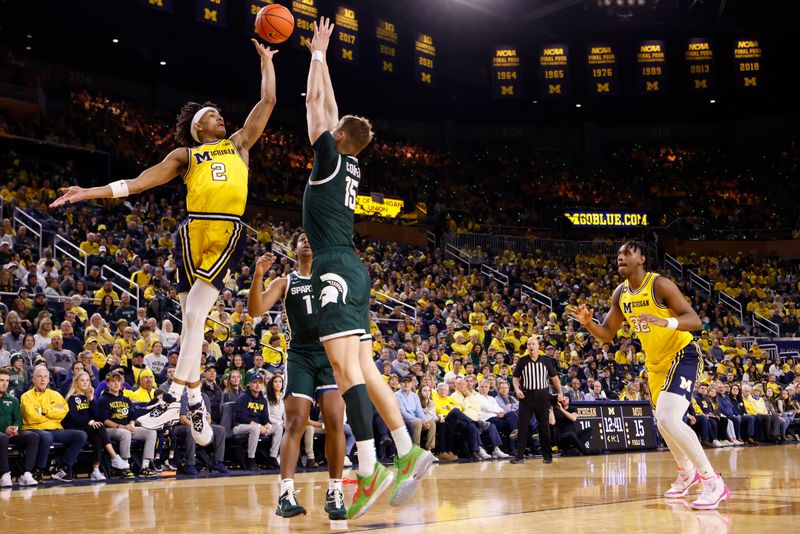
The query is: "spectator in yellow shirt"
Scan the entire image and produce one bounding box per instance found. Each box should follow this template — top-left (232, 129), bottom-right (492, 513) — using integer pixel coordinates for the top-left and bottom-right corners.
top-left (93, 280), bottom-right (120, 305)
top-left (129, 263), bottom-right (152, 290)
top-left (21, 366), bottom-right (88, 480)
top-left (741, 383), bottom-right (780, 441)
top-left (127, 368), bottom-right (157, 404)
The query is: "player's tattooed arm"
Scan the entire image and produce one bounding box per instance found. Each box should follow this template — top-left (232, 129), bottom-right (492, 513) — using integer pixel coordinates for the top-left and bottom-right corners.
top-left (638, 277), bottom-right (701, 332)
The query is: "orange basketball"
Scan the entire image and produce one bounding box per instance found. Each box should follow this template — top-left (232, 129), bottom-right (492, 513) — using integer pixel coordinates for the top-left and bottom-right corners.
top-left (255, 4), bottom-right (294, 44)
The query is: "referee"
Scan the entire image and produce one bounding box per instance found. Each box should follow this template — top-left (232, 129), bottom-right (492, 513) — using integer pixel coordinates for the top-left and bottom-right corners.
top-left (510, 336), bottom-right (564, 464)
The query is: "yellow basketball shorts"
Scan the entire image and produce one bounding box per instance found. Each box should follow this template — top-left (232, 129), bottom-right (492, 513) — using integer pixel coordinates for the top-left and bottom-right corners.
top-left (175, 214), bottom-right (245, 292)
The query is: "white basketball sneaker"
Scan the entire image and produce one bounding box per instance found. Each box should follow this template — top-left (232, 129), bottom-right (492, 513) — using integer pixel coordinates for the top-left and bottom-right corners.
top-left (691, 474), bottom-right (730, 510)
top-left (137, 396), bottom-right (181, 430)
top-left (189, 402), bottom-right (213, 447)
top-left (664, 467), bottom-right (701, 498)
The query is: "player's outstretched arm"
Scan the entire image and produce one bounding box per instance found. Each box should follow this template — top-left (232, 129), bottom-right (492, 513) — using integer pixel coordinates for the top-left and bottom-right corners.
top-left (305, 17), bottom-right (335, 144)
top-left (638, 277), bottom-right (702, 332)
top-left (571, 284), bottom-right (625, 343)
top-left (231, 40), bottom-right (278, 153)
top-left (49, 148), bottom-right (187, 208)
top-left (305, 17), bottom-right (339, 131)
top-left (247, 253), bottom-right (287, 316)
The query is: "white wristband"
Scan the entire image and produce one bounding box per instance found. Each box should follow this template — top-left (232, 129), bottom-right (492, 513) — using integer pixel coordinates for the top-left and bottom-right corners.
top-left (311, 50), bottom-right (324, 63)
top-left (665, 317), bottom-right (679, 330)
top-left (109, 180), bottom-right (129, 198)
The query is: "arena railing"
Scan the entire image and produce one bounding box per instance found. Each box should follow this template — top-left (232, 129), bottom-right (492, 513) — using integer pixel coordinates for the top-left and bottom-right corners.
top-left (758, 343), bottom-right (779, 362)
top-left (374, 291), bottom-right (417, 324)
top-left (12, 207), bottom-right (43, 258)
top-left (0, 196), bottom-right (5, 220)
top-left (480, 264), bottom-right (509, 287)
top-left (753, 312), bottom-right (780, 338)
top-left (664, 253), bottom-right (684, 278)
top-left (270, 240), bottom-right (295, 264)
top-left (445, 233), bottom-right (626, 258)
top-left (100, 265), bottom-right (140, 308)
top-left (718, 292), bottom-right (744, 327)
top-left (445, 243), bottom-right (473, 274)
top-left (521, 284), bottom-right (553, 313)
top-left (688, 269), bottom-right (712, 297)
top-left (426, 231), bottom-right (437, 250)
top-left (54, 234), bottom-right (87, 277)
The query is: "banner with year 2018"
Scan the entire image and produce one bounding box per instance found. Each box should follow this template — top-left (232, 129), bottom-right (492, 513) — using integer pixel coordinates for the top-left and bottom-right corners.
top-left (376, 18), bottom-right (398, 75)
top-left (637, 40), bottom-right (666, 94)
top-left (415, 33), bottom-right (436, 86)
top-left (685, 38), bottom-right (714, 93)
top-left (194, 0), bottom-right (226, 27)
top-left (491, 46), bottom-right (522, 98)
top-left (539, 44), bottom-right (569, 97)
top-left (733, 38), bottom-right (763, 91)
top-left (334, 5), bottom-right (359, 65)
top-left (586, 43), bottom-right (618, 96)
top-left (291, 0), bottom-right (317, 49)
top-left (247, 0), bottom-right (274, 36)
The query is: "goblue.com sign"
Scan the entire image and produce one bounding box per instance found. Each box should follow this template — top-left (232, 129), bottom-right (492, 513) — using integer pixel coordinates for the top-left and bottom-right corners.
top-left (564, 212), bottom-right (648, 227)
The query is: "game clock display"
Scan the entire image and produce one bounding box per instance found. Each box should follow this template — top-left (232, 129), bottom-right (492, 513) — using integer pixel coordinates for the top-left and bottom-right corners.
top-left (574, 401), bottom-right (657, 452)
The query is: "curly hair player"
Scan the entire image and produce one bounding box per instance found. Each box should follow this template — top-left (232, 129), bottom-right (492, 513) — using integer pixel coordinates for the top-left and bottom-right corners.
top-left (573, 241), bottom-right (729, 510)
top-left (50, 40), bottom-right (279, 447)
top-left (302, 17), bottom-right (434, 520)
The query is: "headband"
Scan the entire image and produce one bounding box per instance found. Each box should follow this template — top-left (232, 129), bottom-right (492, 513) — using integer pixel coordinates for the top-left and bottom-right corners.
top-left (189, 106), bottom-right (217, 143)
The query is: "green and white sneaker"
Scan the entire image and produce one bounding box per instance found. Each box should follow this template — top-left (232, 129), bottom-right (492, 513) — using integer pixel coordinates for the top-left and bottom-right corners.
top-left (347, 462), bottom-right (394, 520)
top-left (275, 489), bottom-right (307, 518)
top-left (390, 445), bottom-right (435, 507)
top-left (325, 488), bottom-right (347, 520)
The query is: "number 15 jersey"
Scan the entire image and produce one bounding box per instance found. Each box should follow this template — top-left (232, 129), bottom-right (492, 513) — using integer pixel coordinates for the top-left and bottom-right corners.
top-left (302, 132), bottom-right (360, 252)
top-left (618, 272), bottom-right (693, 374)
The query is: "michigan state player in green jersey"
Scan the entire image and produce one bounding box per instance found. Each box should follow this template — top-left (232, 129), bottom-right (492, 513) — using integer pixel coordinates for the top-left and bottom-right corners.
top-left (303, 17), bottom-right (433, 520)
top-left (247, 232), bottom-right (347, 520)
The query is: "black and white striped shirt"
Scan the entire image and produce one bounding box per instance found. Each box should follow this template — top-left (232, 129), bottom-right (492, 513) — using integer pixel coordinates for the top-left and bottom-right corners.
top-left (513, 355), bottom-right (558, 391)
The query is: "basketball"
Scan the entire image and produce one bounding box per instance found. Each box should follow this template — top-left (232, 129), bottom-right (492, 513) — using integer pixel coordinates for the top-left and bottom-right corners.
top-left (255, 4), bottom-right (294, 44)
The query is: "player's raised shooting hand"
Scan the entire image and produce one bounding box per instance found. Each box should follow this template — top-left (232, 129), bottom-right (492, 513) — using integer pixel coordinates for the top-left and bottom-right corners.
top-left (251, 38), bottom-right (279, 63)
top-left (572, 304), bottom-right (594, 327)
top-left (50, 186), bottom-right (90, 208)
top-left (254, 253), bottom-right (276, 278)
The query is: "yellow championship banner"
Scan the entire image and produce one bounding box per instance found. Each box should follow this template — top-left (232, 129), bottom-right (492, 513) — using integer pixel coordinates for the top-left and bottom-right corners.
top-left (686, 38), bottom-right (713, 92)
top-left (415, 33), bottom-right (436, 86)
top-left (334, 5), bottom-right (359, 64)
top-left (247, 0), bottom-right (274, 36)
top-left (733, 38), bottom-right (762, 90)
top-left (355, 195), bottom-right (404, 218)
top-left (587, 43), bottom-right (617, 95)
top-left (195, 0), bottom-right (226, 27)
top-left (564, 212), bottom-right (649, 227)
top-left (637, 40), bottom-right (666, 94)
top-left (492, 46), bottom-right (522, 98)
top-left (539, 44), bottom-right (569, 97)
top-left (291, 0), bottom-right (317, 49)
top-left (376, 18), bottom-right (398, 74)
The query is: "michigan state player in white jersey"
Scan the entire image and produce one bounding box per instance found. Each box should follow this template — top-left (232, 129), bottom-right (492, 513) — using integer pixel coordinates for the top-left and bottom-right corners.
top-left (247, 233), bottom-right (346, 520)
top-left (303, 17), bottom-right (433, 520)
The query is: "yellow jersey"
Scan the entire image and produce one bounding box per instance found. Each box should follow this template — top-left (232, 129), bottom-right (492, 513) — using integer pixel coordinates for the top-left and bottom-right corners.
top-left (618, 272), bottom-right (693, 375)
top-left (185, 139), bottom-right (248, 217)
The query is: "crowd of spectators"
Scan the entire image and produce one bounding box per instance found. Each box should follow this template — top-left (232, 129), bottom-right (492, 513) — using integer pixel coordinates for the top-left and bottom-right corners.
top-left (1, 89), bottom-right (799, 486)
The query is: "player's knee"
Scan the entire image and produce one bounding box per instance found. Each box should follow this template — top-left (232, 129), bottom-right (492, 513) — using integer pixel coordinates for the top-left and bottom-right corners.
top-left (184, 307), bottom-right (206, 331)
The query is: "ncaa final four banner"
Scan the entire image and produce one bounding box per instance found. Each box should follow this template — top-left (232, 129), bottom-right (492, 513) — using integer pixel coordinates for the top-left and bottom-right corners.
top-left (376, 18), bottom-right (399, 75)
top-left (586, 43), bottom-right (618, 96)
top-left (291, 0), bottom-right (317, 49)
top-left (637, 40), bottom-right (666, 94)
top-left (685, 38), bottom-right (714, 93)
top-left (491, 46), bottom-right (522, 98)
top-left (415, 33), bottom-right (436, 87)
top-left (195, 0), bottom-right (226, 27)
top-left (733, 38), bottom-right (763, 90)
top-left (334, 5), bottom-right (359, 65)
top-left (539, 44), bottom-right (569, 97)
top-left (246, 0), bottom-right (273, 36)
top-left (139, 0), bottom-right (174, 13)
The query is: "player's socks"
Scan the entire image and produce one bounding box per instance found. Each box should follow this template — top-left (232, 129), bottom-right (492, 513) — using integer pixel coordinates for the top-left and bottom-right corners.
top-left (355, 440), bottom-right (377, 478)
top-left (390, 427), bottom-right (413, 457)
top-left (168, 381), bottom-right (186, 401)
top-left (187, 384), bottom-right (203, 407)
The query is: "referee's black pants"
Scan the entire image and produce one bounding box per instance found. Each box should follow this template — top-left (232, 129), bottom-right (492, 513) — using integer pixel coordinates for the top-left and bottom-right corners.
top-left (516, 388), bottom-right (552, 460)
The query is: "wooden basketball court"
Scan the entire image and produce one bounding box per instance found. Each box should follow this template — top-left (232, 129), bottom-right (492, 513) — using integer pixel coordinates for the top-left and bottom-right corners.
top-left (1, 445), bottom-right (797, 533)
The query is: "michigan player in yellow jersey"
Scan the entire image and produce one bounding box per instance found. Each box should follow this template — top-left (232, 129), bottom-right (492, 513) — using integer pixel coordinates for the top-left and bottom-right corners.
top-left (573, 242), bottom-right (729, 510)
top-left (50, 40), bottom-right (279, 447)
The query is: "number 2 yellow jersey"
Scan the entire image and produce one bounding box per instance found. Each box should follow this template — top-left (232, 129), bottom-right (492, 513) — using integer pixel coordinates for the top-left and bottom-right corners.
top-left (184, 139), bottom-right (248, 217)
top-left (618, 272), bottom-right (693, 375)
